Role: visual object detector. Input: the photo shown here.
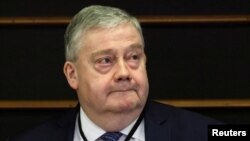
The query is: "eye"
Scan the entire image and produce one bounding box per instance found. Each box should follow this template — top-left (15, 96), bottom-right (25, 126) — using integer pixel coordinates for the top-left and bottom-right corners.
top-left (98, 57), bottom-right (112, 64)
top-left (94, 56), bottom-right (114, 73)
top-left (128, 53), bottom-right (141, 62)
top-left (126, 53), bottom-right (142, 69)
top-left (131, 54), bottom-right (139, 60)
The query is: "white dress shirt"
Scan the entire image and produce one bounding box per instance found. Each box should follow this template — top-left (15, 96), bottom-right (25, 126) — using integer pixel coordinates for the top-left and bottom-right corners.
top-left (73, 107), bottom-right (145, 141)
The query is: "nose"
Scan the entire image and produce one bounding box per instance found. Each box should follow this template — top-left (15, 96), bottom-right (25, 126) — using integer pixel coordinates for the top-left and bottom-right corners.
top-left (114, 60), bottom-right (131, 82)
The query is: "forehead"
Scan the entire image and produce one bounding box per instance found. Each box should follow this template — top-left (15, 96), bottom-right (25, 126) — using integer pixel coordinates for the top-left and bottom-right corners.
top-left (81, 23), bottom-right (144, 52)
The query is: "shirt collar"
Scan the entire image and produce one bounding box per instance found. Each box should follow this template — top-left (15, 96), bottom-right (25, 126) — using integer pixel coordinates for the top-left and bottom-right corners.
top-left (80, 107), bottom-right (105, 141)
top-left (120, 118), bottom-right (145, 141)
top-left (79, 107), bottom-right (145, 141)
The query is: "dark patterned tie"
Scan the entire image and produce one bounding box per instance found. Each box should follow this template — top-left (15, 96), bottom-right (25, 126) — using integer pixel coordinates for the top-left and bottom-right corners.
top-left (99, 132), bottom-right (123, 141)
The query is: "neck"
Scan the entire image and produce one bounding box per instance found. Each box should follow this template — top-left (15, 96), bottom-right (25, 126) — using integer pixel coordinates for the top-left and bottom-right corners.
top-left (82, 106), bottom-right (144, 132)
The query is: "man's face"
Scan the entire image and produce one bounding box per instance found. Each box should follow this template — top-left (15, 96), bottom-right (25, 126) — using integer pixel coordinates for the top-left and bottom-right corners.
top-left (67, 23), bottom-right (148, 116)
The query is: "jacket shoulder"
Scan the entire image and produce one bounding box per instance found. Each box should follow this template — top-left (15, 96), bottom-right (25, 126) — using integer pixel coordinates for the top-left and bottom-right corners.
top-left (8, 106), bottom-right (78, 141)
top-left (146, 100), bottom-right (221, 124)
top-left (144, 101), bottom-right (222, 141)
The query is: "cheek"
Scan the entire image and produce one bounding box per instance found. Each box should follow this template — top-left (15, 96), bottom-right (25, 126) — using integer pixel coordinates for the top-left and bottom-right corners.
top-left (78, 77), bottom-right (110, 109)
top-left (134, 69), bottom-right (149, 95)
top-left (85, 75), bottom-right (112, 98)
top-left (77, 64), bottom-right (109, 93)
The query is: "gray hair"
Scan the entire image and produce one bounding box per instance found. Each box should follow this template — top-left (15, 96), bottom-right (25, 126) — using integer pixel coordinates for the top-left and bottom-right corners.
top-left (64, 5), bottom-right (144, 62)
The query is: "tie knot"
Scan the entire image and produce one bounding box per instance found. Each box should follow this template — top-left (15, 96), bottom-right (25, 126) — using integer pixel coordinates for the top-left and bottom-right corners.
top-left (99, 132), bottom-right (123, 141)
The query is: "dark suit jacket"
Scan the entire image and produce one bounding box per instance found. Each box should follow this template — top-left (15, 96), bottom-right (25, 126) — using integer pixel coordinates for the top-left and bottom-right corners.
top-left (8, 100), bottom-right (221, 141)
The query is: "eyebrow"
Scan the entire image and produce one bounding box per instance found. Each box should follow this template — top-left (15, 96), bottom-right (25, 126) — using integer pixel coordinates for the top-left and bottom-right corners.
top-left (91, 49), bottom-right (114, 60)
top-left (127, 44), bottom-right (144, 52)
top-left (90, 43), bottom-right (143, 59)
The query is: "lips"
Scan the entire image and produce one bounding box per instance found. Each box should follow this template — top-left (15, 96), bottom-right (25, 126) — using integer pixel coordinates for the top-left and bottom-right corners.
top-left (109, 85), bottom-right (138, 94)
top-left (112, 89), bottom-right (135, 93)
top-left (107, 81), bottom-right (138, 95)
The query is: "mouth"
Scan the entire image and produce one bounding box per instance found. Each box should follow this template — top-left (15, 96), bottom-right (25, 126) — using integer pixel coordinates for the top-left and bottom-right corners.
top-left (109, 83), bottom-right (138, 95)
top-left (110, 89), bottom-right (136, 95)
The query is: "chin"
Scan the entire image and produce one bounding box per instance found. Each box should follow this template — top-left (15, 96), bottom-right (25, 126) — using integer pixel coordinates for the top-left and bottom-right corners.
top-left (115, 99), bottom-right (142, 113)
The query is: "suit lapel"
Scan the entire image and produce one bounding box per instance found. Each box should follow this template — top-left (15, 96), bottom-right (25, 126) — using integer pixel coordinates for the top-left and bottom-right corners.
top-left (144, 101), bottom-right (171, 141)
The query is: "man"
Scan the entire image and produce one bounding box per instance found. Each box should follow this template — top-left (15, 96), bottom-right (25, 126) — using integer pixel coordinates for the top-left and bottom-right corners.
top-left (9, 5), bottom-right (220, 141)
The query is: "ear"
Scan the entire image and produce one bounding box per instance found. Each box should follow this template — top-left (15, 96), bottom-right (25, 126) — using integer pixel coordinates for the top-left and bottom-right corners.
top-left (63, 61), bottom-right (78, 90)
